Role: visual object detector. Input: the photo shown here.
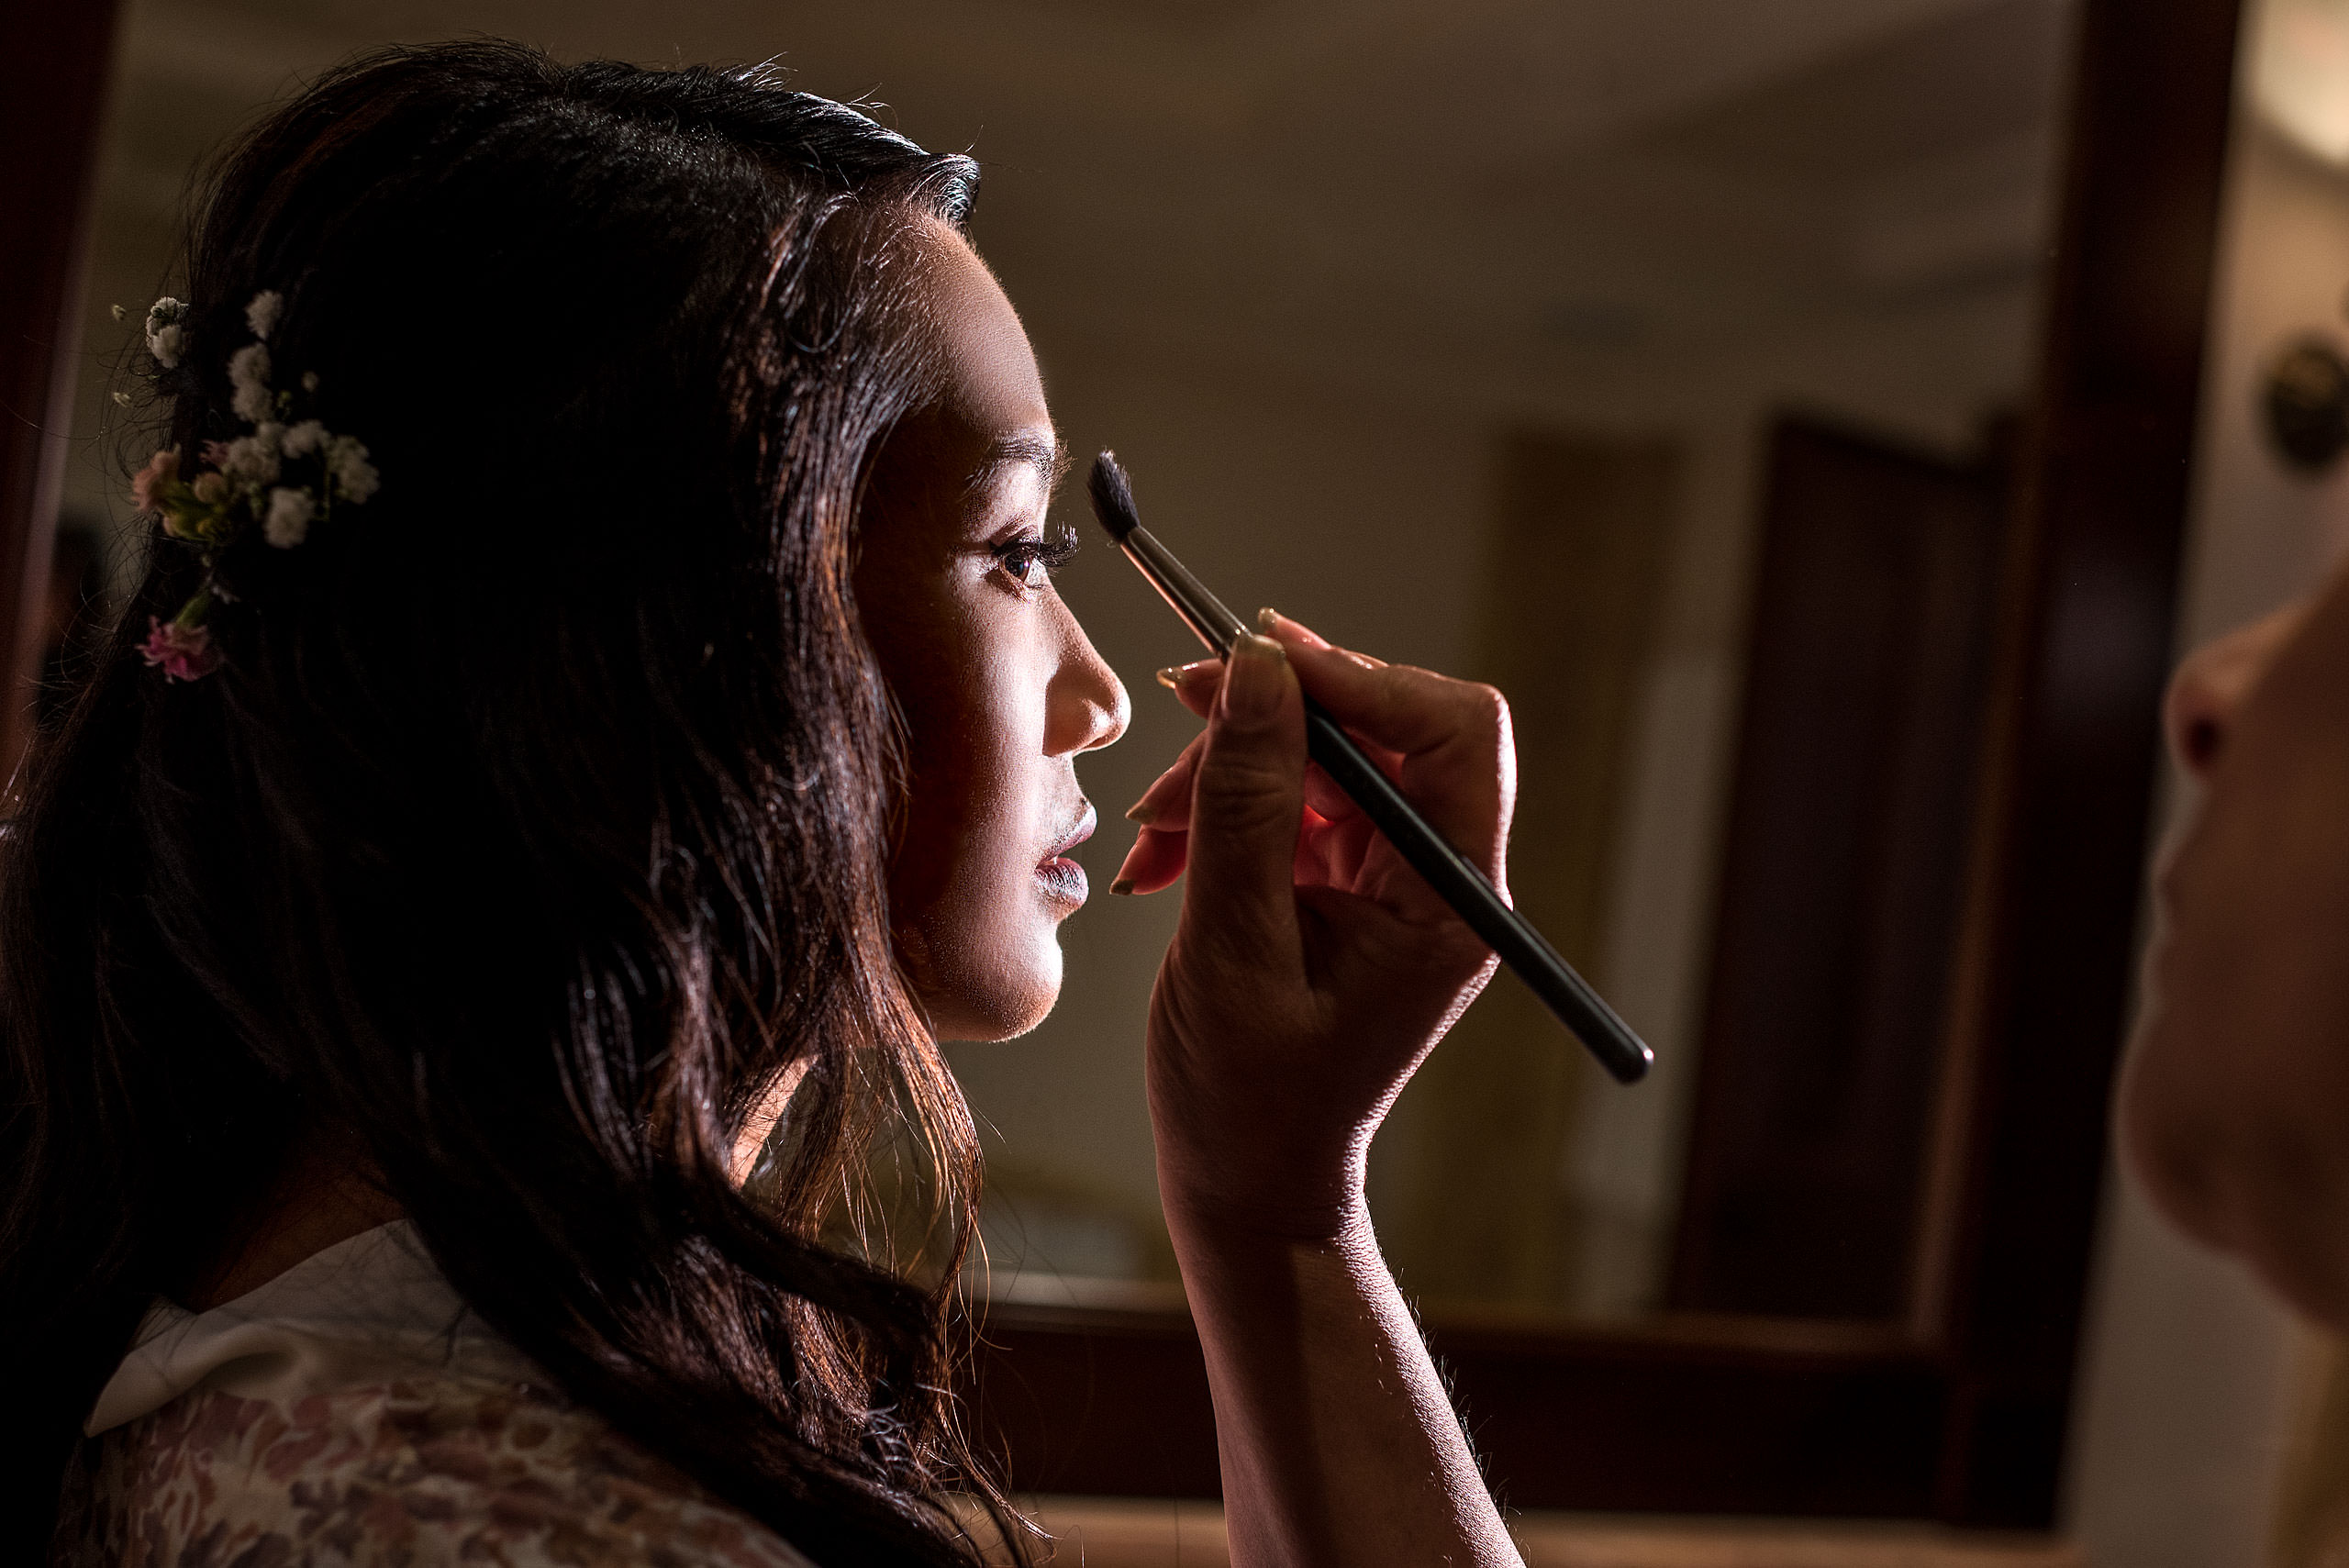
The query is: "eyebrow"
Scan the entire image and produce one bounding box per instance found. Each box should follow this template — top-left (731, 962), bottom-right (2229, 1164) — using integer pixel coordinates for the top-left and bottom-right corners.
top-left (970, 429), bottom-right (1071, 497)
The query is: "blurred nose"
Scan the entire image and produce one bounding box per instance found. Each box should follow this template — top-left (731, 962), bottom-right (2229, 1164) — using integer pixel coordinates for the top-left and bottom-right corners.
top-left (2164, 600), bottom-right (2309, 782)
top-left (1047, 597), bottom-right (1130, 758)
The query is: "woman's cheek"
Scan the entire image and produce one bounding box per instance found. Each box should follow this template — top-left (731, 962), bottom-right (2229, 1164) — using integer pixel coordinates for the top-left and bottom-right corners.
top-left (891, 593), bottom-right (1071, 1040)
top-left (2116, 1008), bottom-right (2237, 1254)
top-left (2121, 730), bottom-right (2349, 1326)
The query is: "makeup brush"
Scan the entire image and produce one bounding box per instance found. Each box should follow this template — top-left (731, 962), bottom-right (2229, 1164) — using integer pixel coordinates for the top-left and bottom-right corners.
top-left (1087, 450), bottom-right (1652, 1085)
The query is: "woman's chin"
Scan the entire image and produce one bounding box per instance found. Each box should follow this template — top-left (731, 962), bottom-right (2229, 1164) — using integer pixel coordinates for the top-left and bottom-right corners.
top-left (922, 943), bottom-right (1064, 1043)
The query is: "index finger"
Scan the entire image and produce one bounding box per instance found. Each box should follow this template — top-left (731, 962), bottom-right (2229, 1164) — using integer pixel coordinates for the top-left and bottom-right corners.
top-left (1257, 612), bottom-right (1515, 895)
top-left (1259, 613), bottom-right (1508, 764)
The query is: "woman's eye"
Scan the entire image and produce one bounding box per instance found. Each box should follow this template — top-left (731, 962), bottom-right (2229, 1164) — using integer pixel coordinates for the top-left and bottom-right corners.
top-left (999, 545), bottom-right (1049, 589)
top-left (992, 530), bottom-right (1076, 591)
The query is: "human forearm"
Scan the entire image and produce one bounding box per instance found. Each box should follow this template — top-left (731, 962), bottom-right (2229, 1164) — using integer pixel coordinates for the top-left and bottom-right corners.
top-left (1166, 1197), bottom-right (1521, 1568)
top-left (1126, 624), bottom-right (1525, 1564)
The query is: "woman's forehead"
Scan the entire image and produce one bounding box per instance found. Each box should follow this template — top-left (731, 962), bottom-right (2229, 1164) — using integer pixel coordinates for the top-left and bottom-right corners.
top-left (912, 223), bottom-right (1051, 459)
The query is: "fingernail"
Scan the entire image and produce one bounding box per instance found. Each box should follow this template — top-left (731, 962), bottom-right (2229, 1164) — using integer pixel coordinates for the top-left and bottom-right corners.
top-left (1109, 878), bottom-right (1136, 895)
top-left (1221, 633), bottom-right (1286, 724)
top-left (1159, 659), bottom-right (1221, 695)
top-left (1257, 606), bottom-right (1282, 633)
top-left (1124, 799), bottom-right (1157, 824)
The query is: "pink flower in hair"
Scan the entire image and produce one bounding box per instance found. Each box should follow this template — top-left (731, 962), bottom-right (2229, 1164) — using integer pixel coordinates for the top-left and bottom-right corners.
top-left (139, 617), bottom-right (219, 682)
top-left (130, 448), bottom-right (181, 514)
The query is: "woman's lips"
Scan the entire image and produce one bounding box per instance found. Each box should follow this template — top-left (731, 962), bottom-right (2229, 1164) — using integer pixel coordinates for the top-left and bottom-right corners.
top-left (1037, 804), bottom-right (1097, 906)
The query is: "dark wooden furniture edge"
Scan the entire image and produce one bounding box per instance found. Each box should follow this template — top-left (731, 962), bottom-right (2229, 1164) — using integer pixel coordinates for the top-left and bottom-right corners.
top-left (963, 0), bottom-right (2243, 1529)
top-left (968, 1307), bottom-right (1946, 1514)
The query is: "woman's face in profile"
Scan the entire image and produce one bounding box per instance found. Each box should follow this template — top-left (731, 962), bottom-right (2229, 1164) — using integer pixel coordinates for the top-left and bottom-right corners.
top-left (853, 226), bottom-right (1130, 1042)
top-left (2121, 553), bottom-right (2349, 1322)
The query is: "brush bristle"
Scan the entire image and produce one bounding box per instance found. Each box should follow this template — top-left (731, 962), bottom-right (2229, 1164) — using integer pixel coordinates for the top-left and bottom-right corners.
top-left (1086, 450), bottom-right (1140, 542)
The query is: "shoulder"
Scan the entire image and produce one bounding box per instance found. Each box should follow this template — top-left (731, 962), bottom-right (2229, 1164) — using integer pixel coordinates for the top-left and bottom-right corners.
top-left (92, 1373), bottom-right (813, 1567)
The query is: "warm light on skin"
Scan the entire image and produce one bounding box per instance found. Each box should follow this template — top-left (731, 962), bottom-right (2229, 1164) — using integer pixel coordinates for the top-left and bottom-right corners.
top-left (729, 1056), bottom-right (813, 1185)
top-left (2119, 560), bottom-right (2349, 1326)
top-left (853, 224), bottom-right (1130, 1043)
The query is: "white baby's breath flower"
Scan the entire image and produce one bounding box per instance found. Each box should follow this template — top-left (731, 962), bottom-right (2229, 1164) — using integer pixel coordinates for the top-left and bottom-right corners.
top-left (245, 290), bottom-right (283, 340)
top-left (228, 343), bottom-right (273, 423)
top-left (111, 390), bottom-right (131, 408)
top-left (110, 304), bottom-right (126, 323)
top-left (221, 427), bottom-right (283, 490)
top-left (301, 372), bottom-right (319, 393)
top-left (327, 435), bottom-right (379, 504)
top-left (144, 298), bottom-right (185, 369)
top-left (281, 420), bottom-right (326, 460)
top-left (263, 486), bottom-right (316, 548)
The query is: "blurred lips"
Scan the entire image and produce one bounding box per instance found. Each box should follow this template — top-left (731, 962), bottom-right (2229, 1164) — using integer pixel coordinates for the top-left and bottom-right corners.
top-left (1036, 802), bottom-right (1096, 906)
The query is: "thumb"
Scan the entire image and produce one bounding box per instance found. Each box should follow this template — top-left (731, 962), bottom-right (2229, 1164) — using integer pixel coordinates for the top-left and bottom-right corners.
top-left (1181, 632), bottom-right (1308, 964)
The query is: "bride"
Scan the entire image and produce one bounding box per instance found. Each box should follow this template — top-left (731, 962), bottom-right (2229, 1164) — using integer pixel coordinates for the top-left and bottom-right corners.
top-left (0, 39), bottom-right (1523, 1567)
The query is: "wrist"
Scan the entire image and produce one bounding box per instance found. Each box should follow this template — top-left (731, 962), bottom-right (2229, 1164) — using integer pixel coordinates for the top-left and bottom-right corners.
top-left (1156, 1156), bottom-right (1373, 1254)
top-left (1159, 1185), bottom-right (1384, 1316)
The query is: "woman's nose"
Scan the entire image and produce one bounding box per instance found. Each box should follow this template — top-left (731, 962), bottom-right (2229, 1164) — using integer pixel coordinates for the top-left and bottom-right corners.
top-left (1048, 604), bottom-right (1130, 757)
top-left (2164, 601), bottom-right (2308, 782)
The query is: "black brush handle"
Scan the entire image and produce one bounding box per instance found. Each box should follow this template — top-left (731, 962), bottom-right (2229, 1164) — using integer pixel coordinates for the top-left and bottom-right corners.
top-left (1302, 696), bottom-right (1653, 1084)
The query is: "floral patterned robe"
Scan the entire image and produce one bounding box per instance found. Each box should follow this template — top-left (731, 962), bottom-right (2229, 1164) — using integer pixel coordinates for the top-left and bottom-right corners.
top-left (82, 1224), bottom-right (811, 1566)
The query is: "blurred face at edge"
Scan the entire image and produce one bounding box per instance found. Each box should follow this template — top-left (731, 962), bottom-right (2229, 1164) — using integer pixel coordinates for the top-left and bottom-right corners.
top-left (853, 224), bottom-right (1130, 1042)
top-left (2121, 548), bottom-right (2349, 1325)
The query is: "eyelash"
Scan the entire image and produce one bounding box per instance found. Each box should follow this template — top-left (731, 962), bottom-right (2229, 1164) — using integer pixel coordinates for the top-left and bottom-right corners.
top-left (992, 526), bottom-right (1079, 590)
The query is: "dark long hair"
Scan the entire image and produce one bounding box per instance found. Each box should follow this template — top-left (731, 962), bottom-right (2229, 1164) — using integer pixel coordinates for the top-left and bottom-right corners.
top-left (0, 41), bottom-right (1014, 1566)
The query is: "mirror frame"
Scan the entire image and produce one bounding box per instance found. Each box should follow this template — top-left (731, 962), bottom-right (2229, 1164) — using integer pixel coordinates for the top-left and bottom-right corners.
top-left (0, 0), bottom-right (2242, 1529)
top-left (963, 0), bottom-right (2244, 1525)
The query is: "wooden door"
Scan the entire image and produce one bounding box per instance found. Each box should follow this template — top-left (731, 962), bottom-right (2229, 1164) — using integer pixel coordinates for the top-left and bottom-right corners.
top-left (1669, 417), bottom-right (2009, 1320)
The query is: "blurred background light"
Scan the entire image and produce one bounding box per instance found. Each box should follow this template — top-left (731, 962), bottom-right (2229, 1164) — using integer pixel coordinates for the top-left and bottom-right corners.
top-left (2255, 0), bottom-right (2349, 164)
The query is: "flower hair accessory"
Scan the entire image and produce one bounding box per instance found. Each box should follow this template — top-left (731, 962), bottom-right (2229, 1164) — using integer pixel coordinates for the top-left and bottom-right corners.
top-left (130, 291), bottom-right (380, 682)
